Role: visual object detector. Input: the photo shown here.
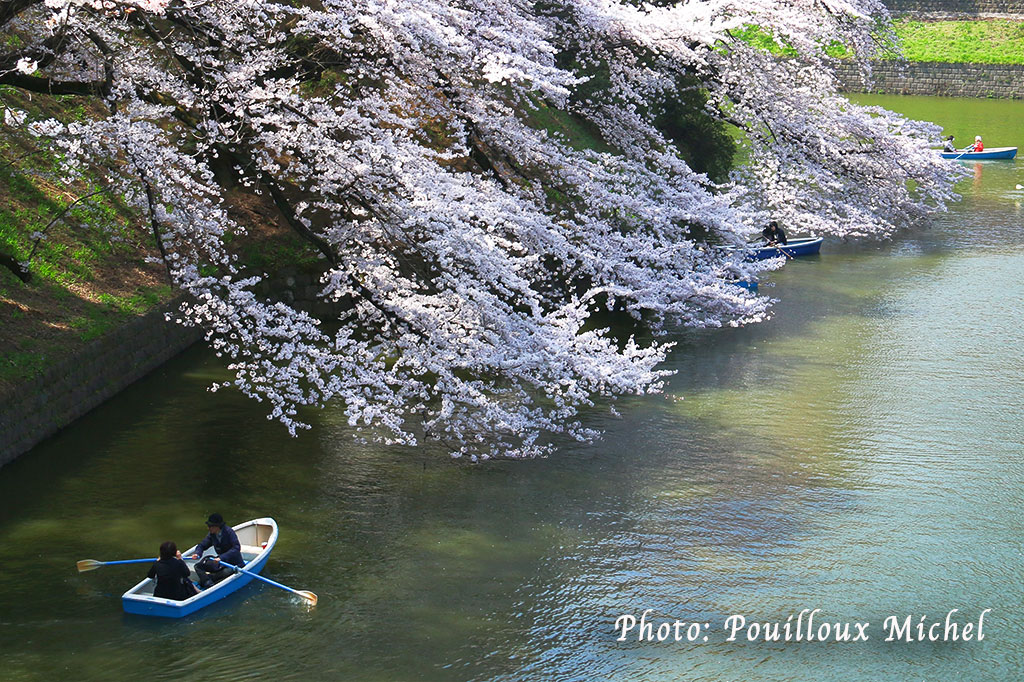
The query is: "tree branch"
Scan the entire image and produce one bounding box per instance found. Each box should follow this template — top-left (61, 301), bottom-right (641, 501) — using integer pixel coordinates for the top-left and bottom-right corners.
top-left (26, 187), bottom-right (111, 263)
top-left (0, 72), bottom-right (108, 97)
top-left (0, 248), bottom-right (30, 282)
top-left (0, 0), bottom-right (43, 29)
top-left (136, 168), bottom-right (176, 286)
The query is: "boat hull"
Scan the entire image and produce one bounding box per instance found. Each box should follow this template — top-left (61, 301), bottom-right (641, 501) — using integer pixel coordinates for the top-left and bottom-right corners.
top-left (940, 146), bottom-right (1017, 160)
top-left (745, 237), bottom-right (823, 261)
top-left (121, 517), bottom-right (277, 618)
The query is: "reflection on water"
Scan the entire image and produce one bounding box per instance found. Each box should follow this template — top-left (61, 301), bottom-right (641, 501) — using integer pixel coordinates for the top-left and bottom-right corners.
top-left (2, 96), bottom-right (1024, 681)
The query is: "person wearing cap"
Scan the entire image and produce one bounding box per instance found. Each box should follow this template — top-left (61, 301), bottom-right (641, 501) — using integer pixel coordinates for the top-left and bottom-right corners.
top-left (761, 220), bottom-right (787, 246)
top-left (970, 135), bottom-right (984, 152)
top-left (189, 513), bottom-right (243, 589)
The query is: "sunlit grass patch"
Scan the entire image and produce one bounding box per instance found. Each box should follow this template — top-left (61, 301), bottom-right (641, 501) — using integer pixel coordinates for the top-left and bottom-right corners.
top-left (894, 19), bottom-right (1024, 65)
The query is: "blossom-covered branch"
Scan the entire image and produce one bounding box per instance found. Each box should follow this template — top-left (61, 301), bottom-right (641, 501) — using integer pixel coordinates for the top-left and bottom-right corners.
top-left (0, 0), bottom-right (959, 458)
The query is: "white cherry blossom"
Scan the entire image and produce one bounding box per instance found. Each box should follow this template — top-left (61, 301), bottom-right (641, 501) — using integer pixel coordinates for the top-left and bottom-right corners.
top-left (0, 0), bottom-right (959, 457)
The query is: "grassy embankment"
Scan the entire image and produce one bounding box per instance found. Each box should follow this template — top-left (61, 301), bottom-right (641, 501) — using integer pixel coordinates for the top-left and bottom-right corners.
top-left (0, 93), bottom-right (172, 392)
top-left (738, 18), bottom-right (1024, 64)
top-left (0, 90), bottom-right (317, 393)
top-left (894, 19), bottom-right (1024, 65)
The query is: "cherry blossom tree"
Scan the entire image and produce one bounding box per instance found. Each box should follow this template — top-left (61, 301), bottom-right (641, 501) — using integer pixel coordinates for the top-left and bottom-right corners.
top-left (0, 0), bottom-right (959, 458)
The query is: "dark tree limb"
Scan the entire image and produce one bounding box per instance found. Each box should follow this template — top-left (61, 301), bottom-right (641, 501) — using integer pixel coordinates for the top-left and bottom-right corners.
top-left (136, 169), bottom-right (176, 286)
top-left (0, 72), bottom-right (109, 97)
top-left (26, 187), bottom-right (111, 262)
top-left (261, 175), bottom-right (338, 267)
top-left (0, 0), bottom-right (43, 29)
top-left (0, 249), bottom-right (30, 282)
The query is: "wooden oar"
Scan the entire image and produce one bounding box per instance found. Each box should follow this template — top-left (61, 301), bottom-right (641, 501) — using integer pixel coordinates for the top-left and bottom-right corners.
top-left (763, 241), bottom-right (794, 260)
top-left (777, 244), bottom-right (795, 259)
top-left (77, 557), bottom-right (157, 572)
top-left (222, 561), bottom-right (317, 606)
top-left (745, 238), bottom-right (794, 260)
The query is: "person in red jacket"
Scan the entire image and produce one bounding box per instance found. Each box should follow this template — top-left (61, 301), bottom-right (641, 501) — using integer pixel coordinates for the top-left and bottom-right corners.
top-left (971, 135), bottom-right (984, 152)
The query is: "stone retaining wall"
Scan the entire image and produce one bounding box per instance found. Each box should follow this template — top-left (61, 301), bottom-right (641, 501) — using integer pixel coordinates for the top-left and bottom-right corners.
top-left (0, 267), bottom-right (343, 468)
top-left (0, 297), bottom-right (202, 468)
top-left (835, 60), bottom-right (1024, 99)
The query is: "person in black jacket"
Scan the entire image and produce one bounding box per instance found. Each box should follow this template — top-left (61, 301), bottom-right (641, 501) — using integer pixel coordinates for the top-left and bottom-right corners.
top-left (148, 541), bottom-right (198, 600)
top-left (761, 220), bottom-right (787, 246)
top-left (189, 513), bottom-right (244, 589)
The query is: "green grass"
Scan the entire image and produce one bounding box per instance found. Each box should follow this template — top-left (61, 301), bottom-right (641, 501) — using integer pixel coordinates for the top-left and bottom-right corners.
top-left (0, 89), bottom-right (180, 389)
top-left (522, 97), bottom-right (614, 154)
top-left (66, 292), bottom-right (166, 341)
top-left (730, 25), bottom-right (850, 59)
top-left (730, 25), bottom-right (798, 58)
top-left (0, 148), bottom-right (147, 289)
top-left (0, 187), bottom-right (132, 287)
top-left (0, 349), bottom-right (46, 382)
top-left (734, 19), bottom-right (1024, 65)
top-left (893, 19), bottom-right (1024, 65)
top-left (236, 231), bottom-right (321, 274)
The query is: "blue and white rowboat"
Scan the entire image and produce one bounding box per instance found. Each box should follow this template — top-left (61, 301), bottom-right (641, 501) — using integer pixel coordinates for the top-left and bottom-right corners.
top-left (940, 146), bottom-right (1017, 160)
top-left (122, 517), bottom-right (278, 618)
top-left (745, 237), bottom-right (823, 261)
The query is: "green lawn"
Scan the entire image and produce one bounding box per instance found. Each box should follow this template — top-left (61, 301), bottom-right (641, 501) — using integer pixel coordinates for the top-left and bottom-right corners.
top-left (894, 19), bottom-right (1024, 65)
top-left (735, 19), bottom-right (1024, 65)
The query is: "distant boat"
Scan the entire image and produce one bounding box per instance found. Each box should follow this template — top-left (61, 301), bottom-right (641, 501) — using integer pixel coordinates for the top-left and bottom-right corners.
top-left (122, 517), bottom-right (278, 618)
top-left (744, 237), bottom-right (823, 261)
top-left (940, 147), bottom-right (1017, 160)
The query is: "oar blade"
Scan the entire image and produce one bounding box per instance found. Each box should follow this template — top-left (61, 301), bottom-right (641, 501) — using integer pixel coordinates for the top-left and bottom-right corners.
top-left (225, 561), bottom-right (317, 607)
top-left (76, 559), bottom-right (103, 573)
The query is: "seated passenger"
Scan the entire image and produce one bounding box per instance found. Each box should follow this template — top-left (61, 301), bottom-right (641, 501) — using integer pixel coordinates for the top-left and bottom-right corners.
top-left (943, 135), bottom-right (956, 152)
top-left (148, 541), bottom-right (198, 600)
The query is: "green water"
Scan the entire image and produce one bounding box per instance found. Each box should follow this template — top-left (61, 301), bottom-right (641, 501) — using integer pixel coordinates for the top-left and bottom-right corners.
top-left (2, 95), bottom-right (1024, 681)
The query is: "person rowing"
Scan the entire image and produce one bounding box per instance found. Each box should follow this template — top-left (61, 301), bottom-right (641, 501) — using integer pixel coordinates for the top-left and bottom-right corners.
top-left (761, 220), bottom-right (787, 246)
top-left (189, 513), bottom-right (243, 589)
